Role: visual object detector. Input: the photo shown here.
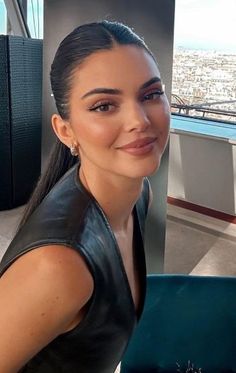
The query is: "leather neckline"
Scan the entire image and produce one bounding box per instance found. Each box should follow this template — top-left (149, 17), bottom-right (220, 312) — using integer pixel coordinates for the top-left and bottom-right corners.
top-left (73, 162), bottom-right (146, 320)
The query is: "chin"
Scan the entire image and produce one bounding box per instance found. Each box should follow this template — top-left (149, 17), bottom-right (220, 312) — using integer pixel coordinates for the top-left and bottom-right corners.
top-left (127, 158), bottom-right (162, 179)
top-left (144, 161), bottom-right (162, 177)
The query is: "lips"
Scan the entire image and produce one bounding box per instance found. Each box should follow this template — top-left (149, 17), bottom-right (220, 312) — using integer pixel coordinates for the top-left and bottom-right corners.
top-left (118, 137), bottom-right (157, 149)
top-left (117, 137), bottom-right (157, 156)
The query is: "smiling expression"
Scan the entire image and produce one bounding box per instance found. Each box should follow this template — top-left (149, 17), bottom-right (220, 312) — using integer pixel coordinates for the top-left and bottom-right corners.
top-left (56, 45), bottom-right (170, 181)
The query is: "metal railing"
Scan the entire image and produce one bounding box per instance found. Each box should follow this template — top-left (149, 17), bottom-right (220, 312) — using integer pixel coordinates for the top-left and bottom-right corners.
top-left (171, 95), bottom-right (236, 124)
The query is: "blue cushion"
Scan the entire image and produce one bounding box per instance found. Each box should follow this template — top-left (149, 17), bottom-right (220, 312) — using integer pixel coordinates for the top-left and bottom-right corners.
top-left (121, 274), bottom-right (236, 372)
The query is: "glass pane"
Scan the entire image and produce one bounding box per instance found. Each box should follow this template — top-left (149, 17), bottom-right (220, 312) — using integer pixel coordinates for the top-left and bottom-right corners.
top-left (17, 0), bottom-right (43, 38)
top-left (26, 0), bottom-right (43, 39)
top-left (0, 0), bottom-right (7, 34)
top-left (172, 0), bottom-right (236, 124)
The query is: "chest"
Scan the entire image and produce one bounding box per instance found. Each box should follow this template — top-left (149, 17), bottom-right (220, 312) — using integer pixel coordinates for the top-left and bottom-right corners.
top-left (114, 224), bottom-right (140, 313)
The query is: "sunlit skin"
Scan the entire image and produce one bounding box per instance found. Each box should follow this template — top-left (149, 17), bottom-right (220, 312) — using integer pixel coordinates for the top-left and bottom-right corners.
top-left (52, 45), bottom-right (170, 229)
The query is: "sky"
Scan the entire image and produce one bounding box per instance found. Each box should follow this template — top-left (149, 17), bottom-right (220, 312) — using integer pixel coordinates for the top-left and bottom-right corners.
top-left (0, 0), bottom-right (235, 52)
top-left (174, 0), bottom-right (236, 52)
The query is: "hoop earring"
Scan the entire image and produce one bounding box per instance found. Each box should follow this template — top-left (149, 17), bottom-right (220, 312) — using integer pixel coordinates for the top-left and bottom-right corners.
top-left (70, 146), bottom-right (79, 157)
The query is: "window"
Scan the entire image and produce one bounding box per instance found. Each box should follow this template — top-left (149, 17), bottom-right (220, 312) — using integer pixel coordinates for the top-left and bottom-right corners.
top-left (0, 0), bottom-right (43, 38)
top-left (0, 0), bottom-right (7, 34)
top-left (18, 0), bottom-right (43, 38)
top-left (172, 0), bottom-right (236, 124)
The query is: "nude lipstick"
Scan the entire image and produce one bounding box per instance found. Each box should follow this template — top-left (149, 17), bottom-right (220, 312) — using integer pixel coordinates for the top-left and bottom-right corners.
top-left (118, 137), bottom-right (157, 156)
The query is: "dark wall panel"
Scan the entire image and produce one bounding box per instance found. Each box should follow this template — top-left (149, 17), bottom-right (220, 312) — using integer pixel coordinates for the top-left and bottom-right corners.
top-left (0, 36), bottom-right (42, 210)
top-left (9, 37), bottom-right (42, 207)
top-left (43, 0), bottom-right (175, 272)
top-left (0, 36), bottom-right (12, 208)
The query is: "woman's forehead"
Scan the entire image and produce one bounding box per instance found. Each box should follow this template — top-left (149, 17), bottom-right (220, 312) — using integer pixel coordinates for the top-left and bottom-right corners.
top-left (71, 45), bottom-right (161, 91)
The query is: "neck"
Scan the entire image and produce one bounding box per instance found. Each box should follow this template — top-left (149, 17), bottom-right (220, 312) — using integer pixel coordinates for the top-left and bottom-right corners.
top-left (79, 166), bottom-right (143, 232)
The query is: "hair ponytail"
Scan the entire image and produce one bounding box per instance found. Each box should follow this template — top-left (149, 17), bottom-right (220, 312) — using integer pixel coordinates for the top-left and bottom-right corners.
top-left (18, 140), bottom-right (77, 230)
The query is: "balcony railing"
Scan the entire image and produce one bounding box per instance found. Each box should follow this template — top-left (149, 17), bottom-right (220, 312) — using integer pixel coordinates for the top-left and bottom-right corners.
top-left (171, 95), bottom-right (236, 124)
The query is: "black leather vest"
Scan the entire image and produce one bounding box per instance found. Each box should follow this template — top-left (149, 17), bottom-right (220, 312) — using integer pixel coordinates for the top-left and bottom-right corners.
top-left (0, 163), bottom-right (149, 373)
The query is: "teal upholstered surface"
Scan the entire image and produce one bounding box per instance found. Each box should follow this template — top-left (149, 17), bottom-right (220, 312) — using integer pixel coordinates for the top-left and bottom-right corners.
top-left (121, 274), bottom-right (236, 373)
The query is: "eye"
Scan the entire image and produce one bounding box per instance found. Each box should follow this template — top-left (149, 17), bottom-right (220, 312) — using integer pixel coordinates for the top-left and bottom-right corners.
top-left (142, 90), bottom-right (164, 102)
top-left (89, 101), bottom-right (116, 112)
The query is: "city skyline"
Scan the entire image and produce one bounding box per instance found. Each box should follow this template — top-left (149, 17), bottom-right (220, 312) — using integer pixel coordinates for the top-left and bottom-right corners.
top-left (172, 49), bottom-right (236, 123)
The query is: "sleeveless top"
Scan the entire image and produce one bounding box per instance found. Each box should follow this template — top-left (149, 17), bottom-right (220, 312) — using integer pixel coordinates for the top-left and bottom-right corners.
top-left (0, 163), bottom-right (149, 373)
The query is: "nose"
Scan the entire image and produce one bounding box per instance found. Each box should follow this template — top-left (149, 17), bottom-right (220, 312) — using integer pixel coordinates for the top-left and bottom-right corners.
top-left (124, 102), bottom-right (150, 132)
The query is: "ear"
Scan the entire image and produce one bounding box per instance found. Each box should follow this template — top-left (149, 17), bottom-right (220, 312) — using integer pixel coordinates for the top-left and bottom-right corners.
top-left (51, 114), bottom-right (75, 148)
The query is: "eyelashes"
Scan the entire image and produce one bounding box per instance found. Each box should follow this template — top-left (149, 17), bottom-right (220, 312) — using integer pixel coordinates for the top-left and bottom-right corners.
top-left (89, 102), bottom-right (117, 112)
top-left (88, 89), bottom-right (165, 113)
top-left (142, 90), bottom-right (164, 101)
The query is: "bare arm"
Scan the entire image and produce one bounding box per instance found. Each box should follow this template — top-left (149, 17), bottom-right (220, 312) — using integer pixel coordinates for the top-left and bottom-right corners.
top-left (0, 245), bottom-right (93, 373)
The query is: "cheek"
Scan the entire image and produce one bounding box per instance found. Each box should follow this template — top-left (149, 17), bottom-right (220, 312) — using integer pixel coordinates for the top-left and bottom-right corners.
top-left (150, 106), bottom-right (170, 147)
top-left (150, 105), bottom-right (170, 131)
top-left (161, 119), bottom-right (170, 144)
top-left (75, 120), bottom-right (119, 148)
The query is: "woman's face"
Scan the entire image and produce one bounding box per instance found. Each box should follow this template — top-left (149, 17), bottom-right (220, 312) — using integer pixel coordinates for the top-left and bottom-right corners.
top-left (66, 45), bottom-right (170, 180)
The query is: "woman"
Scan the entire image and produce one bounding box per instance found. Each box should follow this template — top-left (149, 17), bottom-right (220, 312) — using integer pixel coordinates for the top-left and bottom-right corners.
top-left (0, 20), bottom-right (170, 372)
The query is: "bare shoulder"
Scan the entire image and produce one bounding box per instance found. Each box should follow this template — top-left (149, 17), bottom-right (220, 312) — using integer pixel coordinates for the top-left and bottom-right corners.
top-left (0, 245), bottom-right (94, 333)
top-left (0, 245), bottom-right (94, 371)
top-left (1, 244), bottom-right (94, 309)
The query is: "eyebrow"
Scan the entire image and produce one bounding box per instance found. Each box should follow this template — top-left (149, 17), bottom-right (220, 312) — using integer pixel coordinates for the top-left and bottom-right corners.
top-left (81, 76), bottom-right (161, 99)
top-left (140, 77), bottom-right (161, 90)
top-left (81, 87), bottom-right (121, 99)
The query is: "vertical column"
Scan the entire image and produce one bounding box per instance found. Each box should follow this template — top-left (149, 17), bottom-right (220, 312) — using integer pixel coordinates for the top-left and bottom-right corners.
top-left (42, 0), bottom-right (175, 273)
